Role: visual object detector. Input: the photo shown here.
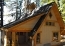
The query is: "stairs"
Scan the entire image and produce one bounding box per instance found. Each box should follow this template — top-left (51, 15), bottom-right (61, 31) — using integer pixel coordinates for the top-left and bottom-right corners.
top-left (29, 14), bottom-right (47, 37)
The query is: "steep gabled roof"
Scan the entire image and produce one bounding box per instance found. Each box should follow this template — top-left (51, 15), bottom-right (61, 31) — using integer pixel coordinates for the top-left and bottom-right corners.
top-left (3, 2), bottom-right (54, 29)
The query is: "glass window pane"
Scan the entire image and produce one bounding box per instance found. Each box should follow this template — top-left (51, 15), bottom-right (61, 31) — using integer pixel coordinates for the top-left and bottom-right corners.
top-left (53, 32), bottom-right (58, 41)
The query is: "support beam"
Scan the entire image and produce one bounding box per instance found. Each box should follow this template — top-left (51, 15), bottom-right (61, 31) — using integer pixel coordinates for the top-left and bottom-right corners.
top-left (12, 32), bottom-right (16, 46)
top-left (31, 38), bottom-right (36, 46)
top-left (4, 31), bottom-right (7, 46)
top-left (32, 39), bottom-right (34, 46)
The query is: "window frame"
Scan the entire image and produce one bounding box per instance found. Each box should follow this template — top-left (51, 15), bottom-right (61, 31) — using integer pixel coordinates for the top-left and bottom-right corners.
top-left (52, 31), bottom-right (59, 42)
top-left (36, 31), bottom-right (42, 44)
top-left (46, 21), bottom-right (55, 26)
top-left (36, 33), bottom-right (40, 43)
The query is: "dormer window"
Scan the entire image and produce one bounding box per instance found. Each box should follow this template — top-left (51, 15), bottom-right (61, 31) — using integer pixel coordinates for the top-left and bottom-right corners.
top-left (46, 22), bottom-right (55, 26)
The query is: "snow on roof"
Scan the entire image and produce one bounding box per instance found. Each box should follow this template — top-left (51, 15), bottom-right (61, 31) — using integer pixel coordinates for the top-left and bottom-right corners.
top-left (3, 6), bottom-right (16, 15)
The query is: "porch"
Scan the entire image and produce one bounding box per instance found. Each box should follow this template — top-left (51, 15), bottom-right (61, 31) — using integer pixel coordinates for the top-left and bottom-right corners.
top-left (6, 32), bottom-right (32, 46)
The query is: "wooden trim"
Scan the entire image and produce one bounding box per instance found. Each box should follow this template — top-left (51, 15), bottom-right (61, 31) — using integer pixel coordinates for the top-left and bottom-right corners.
top-left (8, 28), bottom-right (32, 31)
top-left (8, 29), bottom-right (31, 32)
top-left (52, 31), bottom-right (60, 42)
top-left (34, 37), bottom-right (36, 46)
top-left (61, 30), bottom-right (65, 35)
top-left (60, 27), bottom-right (64, 34)
top-left (45, 20), bottom-right (57, 22)
top-left (12, 32), bottom-right (16, 46)
top-left (8, 27), bottom-right (32, 32)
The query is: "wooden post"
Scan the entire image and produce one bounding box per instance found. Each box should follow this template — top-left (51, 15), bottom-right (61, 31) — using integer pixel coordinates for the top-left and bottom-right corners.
top-left (4, 29), bottom-right (8, 46)
top-left (31, 38), bottom-right (36, 46)
top-left (12, 32), bottom-right (16, 46)
top-left (32, 39), bottom-right (34, 46)
top-left (34, 37), bottom-right (36, 46)
top-left (4, 32), bottom-right (7, 46)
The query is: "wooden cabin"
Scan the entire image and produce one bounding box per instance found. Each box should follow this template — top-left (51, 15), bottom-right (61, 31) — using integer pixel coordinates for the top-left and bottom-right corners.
top-left (1, 2), bottom-right (64, 46)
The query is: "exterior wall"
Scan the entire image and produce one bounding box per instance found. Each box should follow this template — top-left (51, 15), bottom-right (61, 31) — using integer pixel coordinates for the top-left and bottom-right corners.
top-left (36, 11), bottom-right (61, 46)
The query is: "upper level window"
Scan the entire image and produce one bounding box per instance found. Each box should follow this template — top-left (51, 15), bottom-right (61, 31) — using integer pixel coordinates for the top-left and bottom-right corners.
top-left (46, 22), bottom-right (55, 26)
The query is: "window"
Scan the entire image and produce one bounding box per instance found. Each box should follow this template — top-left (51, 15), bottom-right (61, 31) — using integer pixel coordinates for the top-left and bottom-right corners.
top-left (46, 22), bottom-right (55, 26)
top-left (49, 13), bottom-right (52, 18)
top-left (52, 32), bottom-right (58, 41)
top-left (36, 33), bottom-right (40, 43)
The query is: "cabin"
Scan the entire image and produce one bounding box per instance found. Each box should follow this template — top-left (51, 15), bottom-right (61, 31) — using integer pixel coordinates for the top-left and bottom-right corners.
top-left (1, 2), bottom-right (64, 46)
